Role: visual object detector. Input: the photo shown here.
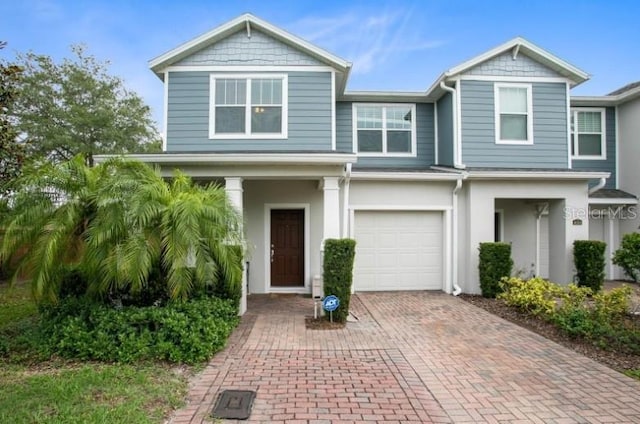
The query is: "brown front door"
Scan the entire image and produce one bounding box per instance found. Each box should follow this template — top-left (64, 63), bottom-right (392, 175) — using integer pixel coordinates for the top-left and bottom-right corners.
top-left (270, 209), bottom-right (304, 287)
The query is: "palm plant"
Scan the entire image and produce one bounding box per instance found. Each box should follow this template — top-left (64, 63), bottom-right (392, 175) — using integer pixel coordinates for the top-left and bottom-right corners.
top-left (0, 156), bottom-right (99, 301)
top-left (1, 156), bottom-right (243, 304)
top-left (85, 164), bottom-right (243, 302)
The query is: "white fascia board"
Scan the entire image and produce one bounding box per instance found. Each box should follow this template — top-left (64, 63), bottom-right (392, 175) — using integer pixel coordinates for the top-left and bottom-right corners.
top-left (443, 37), bottom-right (589, 86)
top-left (465, 170), bottom-right (610, 180)
top-left (571, 96), bottom-right (617, 107)
top-left (340, 91), bottom-right (431, 103)
top-left (350, 171), bottom-right (462, 181)
top-left (94, 153), bottom-right (358, 166)
top-left (571, 86), bottom-right (640, 107)
top-left (589, 197), bottom-right (638, 205)
top-left (149, 13), bottom-right (350, 75)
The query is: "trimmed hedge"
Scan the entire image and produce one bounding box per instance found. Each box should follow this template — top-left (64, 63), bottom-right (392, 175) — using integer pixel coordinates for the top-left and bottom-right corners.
top-left (323, 238), bottom-right (356, 323)
top-left (573, 240), bottom-right (606, 292)
top-left (478, 242), bottom-right (513, 298)
top-left (613, 232), bottom-right (640, 282)
top-left (41, 296), bottom-right (239, 364)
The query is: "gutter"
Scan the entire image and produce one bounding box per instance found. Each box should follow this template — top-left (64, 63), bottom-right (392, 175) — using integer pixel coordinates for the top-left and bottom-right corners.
top-left (451, 174), bottom-right (466, 296)
top-left (588, 177), bottom-right (607, 195)
top-left (439, 81), bottom-right (465, 169)
top-left (342, 163), bottom-right (352, 238)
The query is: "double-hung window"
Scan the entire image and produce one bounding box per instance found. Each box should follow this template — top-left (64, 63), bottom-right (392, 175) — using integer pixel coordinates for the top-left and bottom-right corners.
top-left (210, 74), bottom-right (287, 138)
top-left (571, 108), bottom-right (606, 159)
top-left (353, 104), bottom-right (416, 156)
top-left (494, 83), bottom-right (533, 144)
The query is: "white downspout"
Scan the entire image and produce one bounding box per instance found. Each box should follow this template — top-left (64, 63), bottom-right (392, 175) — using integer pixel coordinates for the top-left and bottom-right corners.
top-left (342, 163), bottom-right (352, 238)
top-left (534, 204), bottom-right (546, 277)
top-left (440, 81), bottom-right (465, 169)
top-left (452, 176), bottom-right (464, 296)
top-left (588, 177), bottom-right (606, 195)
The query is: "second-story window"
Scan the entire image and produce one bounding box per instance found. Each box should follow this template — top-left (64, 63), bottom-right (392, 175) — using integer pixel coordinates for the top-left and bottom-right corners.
top-left (353, 104), bottom-right (417, 156)
top-left (210, 74), bottom-right (287, 139)
top-left (494, 83), bottom-right (533, 144)
top-left (571, 108), bottom-right (606, 159)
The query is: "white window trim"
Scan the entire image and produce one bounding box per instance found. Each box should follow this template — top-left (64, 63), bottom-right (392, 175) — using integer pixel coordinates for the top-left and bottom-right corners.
top-left (351, 103), bottom-right (417, 157)
top-left (209, 73), bottom-right (288, 139)
top-left (494, 83), bottom-right (533, 145)
top-left (571, 107), bottom-right (607, 160)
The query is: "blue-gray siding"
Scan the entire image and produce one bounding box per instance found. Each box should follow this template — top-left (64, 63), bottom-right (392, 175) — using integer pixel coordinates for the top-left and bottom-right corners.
top-left (166, 71), bottom-right (332, 151)
top-left (572, 107), bottom-right (616, 188)
top-left (436, 92), bottom-right (454, 166)
top-left (460, 80), bottom-right (568, 168)
top-left (335, 102), bottom-right (435, 168)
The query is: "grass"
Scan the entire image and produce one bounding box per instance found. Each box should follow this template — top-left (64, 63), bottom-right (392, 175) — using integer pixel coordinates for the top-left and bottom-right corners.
top-left (0, 281), bottom-right (190, 423)
top-left (0, 363), bottom-right (187, 423)
top-left (625, 369), bottom-right (640, 380)
top-left (0, 279), bottom-right (37, 326)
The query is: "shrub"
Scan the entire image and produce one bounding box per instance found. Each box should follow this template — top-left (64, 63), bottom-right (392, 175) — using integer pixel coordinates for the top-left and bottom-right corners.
top-left (478, 242), bottom-right (513, 298)
top-left (42, 297), bottom-right (239, 364)
top-left (592, 285), bottom-right (632, 319)
top-left (613, 232), bottom-right (640, 282)
top-left (573, 240), bottom-right (606, 292)
top-left (323, 238), bottom-right (356, 323)
top-left (499, 276), bottom-right (563, 317)
top-left (57, 265), bottom-right (89, 299)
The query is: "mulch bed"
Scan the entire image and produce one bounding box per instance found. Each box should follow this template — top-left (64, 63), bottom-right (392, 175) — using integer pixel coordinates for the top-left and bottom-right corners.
top-left (460, 294), bottom-right (640, 372)
top-left (304, 316), bottom-right (346, 330)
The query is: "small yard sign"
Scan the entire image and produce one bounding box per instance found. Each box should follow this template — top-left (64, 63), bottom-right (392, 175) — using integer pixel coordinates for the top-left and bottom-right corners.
top-left (322, 295), bottom-right (340, 312)
top-left (322, 295), bottom-right (340, 322)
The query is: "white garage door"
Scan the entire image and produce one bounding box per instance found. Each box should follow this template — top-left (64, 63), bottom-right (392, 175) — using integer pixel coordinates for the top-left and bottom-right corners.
top-left (353, 211), bottom-right (443, 291)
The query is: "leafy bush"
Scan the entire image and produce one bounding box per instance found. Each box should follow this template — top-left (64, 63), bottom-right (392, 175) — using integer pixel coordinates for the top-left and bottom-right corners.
top-left (613, 232), bottom-right (640, 282)
top-left (573, 240), bottom-right (606, 292)
top-left (323, 239), bottom-right (356, 323)
top-left (592, 285), bottom-right (632, 319)
top-left (499, 276), bottom-right (638, 353)
top-left (42, 297), bottom-right (239, 364)
top-left (499, 277), bottom-right (563, 317)
top-left (478, 242), bottom-right (513, 298)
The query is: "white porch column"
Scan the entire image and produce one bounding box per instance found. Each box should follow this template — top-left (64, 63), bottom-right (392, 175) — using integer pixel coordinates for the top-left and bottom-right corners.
top-left (548, 193), bottom-right (589, 284)
top-left (465, 183), bottom-right (495, 294)
top-left (225, 177), bottom-right (246, 316)
top-left (322, 177), bottom-right (341, 240)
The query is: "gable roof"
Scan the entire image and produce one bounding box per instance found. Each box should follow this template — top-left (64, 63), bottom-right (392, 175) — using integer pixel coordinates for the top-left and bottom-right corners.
top-left (149, 13), bottom-right (351, 76)
top-left (427, 37), bottom-right (590, 98)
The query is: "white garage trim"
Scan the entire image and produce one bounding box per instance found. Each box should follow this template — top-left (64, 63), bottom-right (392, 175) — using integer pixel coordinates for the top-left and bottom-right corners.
top-left (349, 207), bottom-right (449, 292)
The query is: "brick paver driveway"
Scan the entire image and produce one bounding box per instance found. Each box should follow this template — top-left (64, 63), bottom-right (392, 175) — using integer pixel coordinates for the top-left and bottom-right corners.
top-left (168, 292), bottom-right (640, 423)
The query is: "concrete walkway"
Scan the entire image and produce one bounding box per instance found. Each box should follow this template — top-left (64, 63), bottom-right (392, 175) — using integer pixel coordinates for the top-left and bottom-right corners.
top-left (168, 292), bottom-right (640, 423)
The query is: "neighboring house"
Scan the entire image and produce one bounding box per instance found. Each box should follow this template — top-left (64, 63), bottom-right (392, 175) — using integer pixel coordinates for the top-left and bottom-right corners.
top-left (97, 14), bottom-right (638, 314)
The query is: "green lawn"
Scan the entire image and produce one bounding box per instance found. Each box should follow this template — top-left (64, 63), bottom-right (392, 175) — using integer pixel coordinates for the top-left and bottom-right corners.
top-left (0, 281), bottom-right (189, 423)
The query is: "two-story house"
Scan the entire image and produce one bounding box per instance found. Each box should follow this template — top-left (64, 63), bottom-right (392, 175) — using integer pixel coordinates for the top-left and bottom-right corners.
top-left (102, 14), bottom-right (638, 314)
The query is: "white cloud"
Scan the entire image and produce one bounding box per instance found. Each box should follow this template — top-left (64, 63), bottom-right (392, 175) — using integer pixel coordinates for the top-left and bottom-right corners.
top-left (289, 7), bottom-right (445, 75)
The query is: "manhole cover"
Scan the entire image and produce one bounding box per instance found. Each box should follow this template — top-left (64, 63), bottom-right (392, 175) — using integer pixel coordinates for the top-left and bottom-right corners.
top-left (211, 390), bottom-right (256, 420)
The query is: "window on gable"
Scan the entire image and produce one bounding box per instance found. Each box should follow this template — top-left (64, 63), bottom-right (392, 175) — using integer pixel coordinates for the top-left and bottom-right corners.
top-left (494, 83), bottom-right (533, 144)
top-left (354, 104), bottom-right (416, 156)
top-left (571, 109), bottom-right (606, 159)
top-left (210, 74), bottom-right (287, 138)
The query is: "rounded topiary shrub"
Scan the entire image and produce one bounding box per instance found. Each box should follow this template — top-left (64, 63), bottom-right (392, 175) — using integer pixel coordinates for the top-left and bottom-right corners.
top-left (573, 240), bottom-right (606, 292)
top-left (478, 242), bottom-right (513, 298)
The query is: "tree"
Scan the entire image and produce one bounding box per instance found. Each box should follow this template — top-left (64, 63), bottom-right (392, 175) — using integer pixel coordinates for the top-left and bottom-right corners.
top-left (0, 41), bottom-right (25, 199)
top-left (0, 157), bottom-right (242, 304)
top-left (11, 45), bottom-right (160, 166)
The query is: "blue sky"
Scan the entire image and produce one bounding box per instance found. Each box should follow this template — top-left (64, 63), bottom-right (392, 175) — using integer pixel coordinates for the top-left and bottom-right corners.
top-left (2, 0), bottom-right (639, 129)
